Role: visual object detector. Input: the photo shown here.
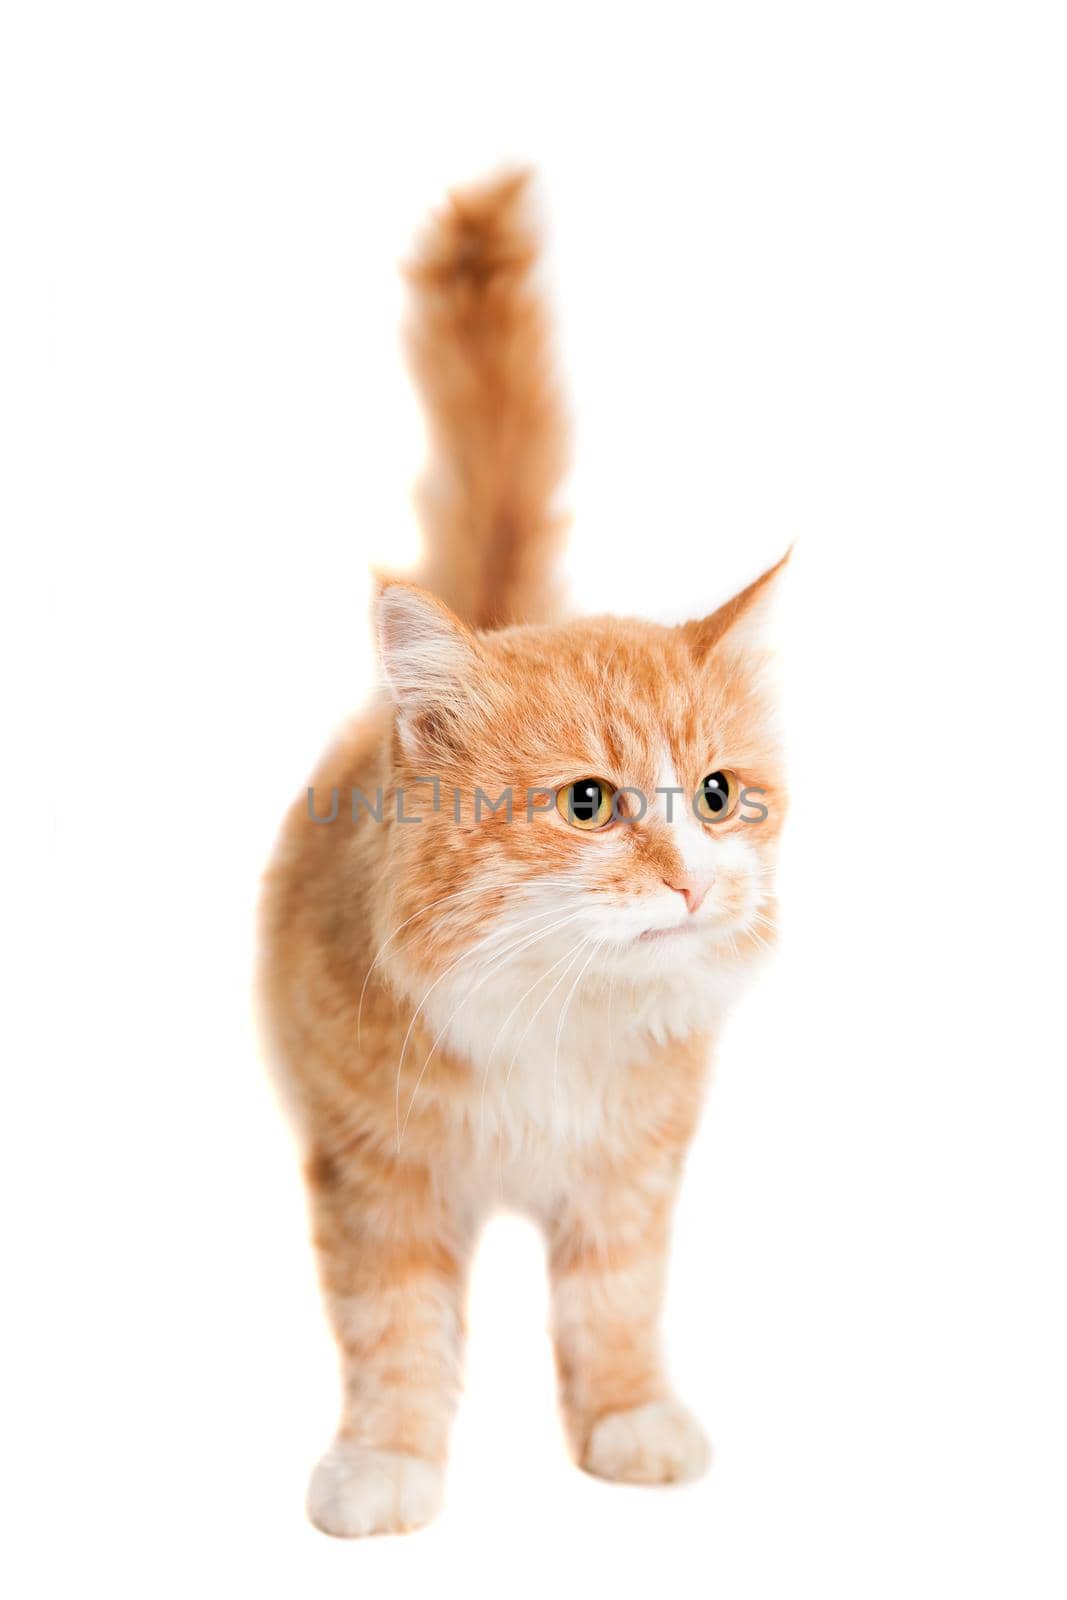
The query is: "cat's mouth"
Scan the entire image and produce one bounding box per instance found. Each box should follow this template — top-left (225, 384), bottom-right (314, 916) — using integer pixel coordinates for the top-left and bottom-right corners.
top-left (639, 921), bottom-right (701, 942)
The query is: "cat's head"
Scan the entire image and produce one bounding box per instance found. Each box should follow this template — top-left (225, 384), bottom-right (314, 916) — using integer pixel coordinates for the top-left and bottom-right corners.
top-left (373, 558), bottom-right (787, 1009)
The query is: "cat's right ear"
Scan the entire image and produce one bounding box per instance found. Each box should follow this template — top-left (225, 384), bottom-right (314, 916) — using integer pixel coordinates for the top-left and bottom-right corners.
top-left (683, 549), bottom-right (791, 662)
top-left (374, 580), bottom-right (485, 760)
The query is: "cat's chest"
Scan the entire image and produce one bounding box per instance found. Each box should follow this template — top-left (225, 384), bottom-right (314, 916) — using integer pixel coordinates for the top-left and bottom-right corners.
top-left (421, 955), bottom-right (743, 1163)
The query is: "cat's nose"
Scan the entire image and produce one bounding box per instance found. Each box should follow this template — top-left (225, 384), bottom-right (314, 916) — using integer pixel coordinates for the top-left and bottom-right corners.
top-left (663, 873), bottom-right (713, 914)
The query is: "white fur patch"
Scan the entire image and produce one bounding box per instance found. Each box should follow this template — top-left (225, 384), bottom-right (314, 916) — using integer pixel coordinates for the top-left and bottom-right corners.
top-left (404, 842), bottom-right (770, 1197)
top-left (584, 1398), bottom-right (710, 1484)
top-left (653, 751), bottom-right (718, 884)
top-left (307, 1441), bottom-right (443, 1537)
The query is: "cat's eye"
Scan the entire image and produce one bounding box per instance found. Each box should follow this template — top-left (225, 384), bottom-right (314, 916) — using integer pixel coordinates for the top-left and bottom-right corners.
top-left (695, 769), bottom-right (739, 823)
top-left (556, 778), bottom-right (616, 830)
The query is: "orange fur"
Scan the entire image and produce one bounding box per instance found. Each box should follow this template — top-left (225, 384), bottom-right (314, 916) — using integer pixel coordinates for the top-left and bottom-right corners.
top-left (403, 169), bottom-right (568, 629)
top-left (259, 171), bottom-right (787, 1536)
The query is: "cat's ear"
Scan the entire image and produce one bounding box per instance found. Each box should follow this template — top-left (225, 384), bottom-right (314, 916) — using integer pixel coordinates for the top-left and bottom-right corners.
top-left (683, 549), bottom-right (791, 662)
top-left (375, 580), bottom-right (485, 759)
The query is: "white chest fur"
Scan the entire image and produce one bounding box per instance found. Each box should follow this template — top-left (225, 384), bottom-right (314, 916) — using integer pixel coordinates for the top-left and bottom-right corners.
top-left (413, 936), bottom-right (754, 1161)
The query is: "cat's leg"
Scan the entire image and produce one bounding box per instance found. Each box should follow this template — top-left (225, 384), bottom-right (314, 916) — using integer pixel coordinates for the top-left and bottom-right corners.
top-left (304, 1145), bottom-right (473, 1537)
top-left (548, 1158), bottom-right (710, 1485)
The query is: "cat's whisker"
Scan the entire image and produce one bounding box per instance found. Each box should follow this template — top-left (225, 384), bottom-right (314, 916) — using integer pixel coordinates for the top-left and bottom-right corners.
top-left (391, 908), bottom-right (563, 1148)
top-left (479, 933), bottom-right (593, 1140)
top-left (402, 908), bottom-right (587, 1138)
top-left (501, 937), bottom-right (591, 1100)
top-left (397, 907), bottom-right (588, 1148)
top-left (391, 893), bottom-right (585, 1083)
top-left (606, 942), bottom-right (620, 1056)
top-left (483, 917), bottom-right (592, 1067)
top-left (358, 880), bottom-right (525, 1046)
top-left (551, 936), bottom-right (603, 1126)
top-left (388, 869), bottom-right (591, 972)
top-left (361, 870), bottom-right (589, 1043)
top-left (491, 935), bottom-right (595, 1186)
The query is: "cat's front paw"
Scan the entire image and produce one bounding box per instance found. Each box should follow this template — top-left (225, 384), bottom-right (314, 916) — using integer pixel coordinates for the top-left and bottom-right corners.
top-left (583, 1398), bottom-right (710, 1485)
top-left (307, 1440), bottom-right (443, 1537)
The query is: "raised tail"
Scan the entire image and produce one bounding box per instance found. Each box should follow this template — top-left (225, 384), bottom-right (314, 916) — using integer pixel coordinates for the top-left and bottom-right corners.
top-left (404, 170), bottom-right (569, 631)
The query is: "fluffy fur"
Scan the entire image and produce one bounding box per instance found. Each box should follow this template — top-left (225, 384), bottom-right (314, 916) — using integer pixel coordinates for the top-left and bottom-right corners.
top-left (259, 170), bottom-right (786, 1537)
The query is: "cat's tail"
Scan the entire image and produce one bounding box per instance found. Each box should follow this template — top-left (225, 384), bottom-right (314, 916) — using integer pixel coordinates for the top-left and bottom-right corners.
top-left (404, 169), bottom-right (569, 630)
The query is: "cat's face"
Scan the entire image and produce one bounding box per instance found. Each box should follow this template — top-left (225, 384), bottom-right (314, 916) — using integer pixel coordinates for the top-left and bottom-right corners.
top-left (375, 563), bottom-right (786, 1002)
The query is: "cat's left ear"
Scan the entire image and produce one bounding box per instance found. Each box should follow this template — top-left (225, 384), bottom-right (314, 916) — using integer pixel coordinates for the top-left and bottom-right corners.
top-left (375, 579), bottom-right (486, 759)
top-left (683, 548), bottom-right (791, 662)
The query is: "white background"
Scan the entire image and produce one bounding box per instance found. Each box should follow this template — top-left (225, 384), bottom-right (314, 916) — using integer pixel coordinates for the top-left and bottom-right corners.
top-left (6, 3), bottom-right (1067, 1596)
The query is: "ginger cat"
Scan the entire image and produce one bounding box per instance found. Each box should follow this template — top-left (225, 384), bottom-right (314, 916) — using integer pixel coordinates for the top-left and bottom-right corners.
top-left (259, 171), bottom-right (786, 1537)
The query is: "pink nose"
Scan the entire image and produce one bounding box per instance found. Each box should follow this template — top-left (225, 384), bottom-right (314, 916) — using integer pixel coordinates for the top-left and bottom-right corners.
top-left (663, 873), bottom-right (713, 914)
